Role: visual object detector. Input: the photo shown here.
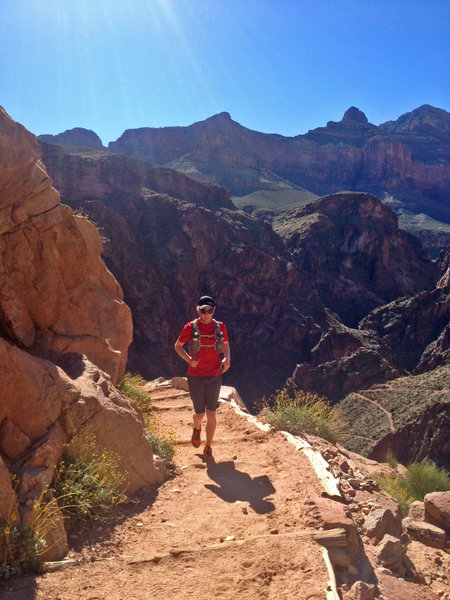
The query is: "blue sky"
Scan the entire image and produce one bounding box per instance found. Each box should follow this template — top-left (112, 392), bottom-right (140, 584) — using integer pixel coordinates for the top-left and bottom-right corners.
top-left (1, 0), bottom-right (449, 145)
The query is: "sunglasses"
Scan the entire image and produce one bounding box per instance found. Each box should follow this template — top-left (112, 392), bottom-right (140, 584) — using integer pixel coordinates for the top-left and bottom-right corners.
top-left (199, 307), bottom-right (214, 314)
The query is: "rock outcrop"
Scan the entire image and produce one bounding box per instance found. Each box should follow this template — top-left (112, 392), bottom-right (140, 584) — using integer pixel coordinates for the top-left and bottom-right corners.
top-left (0, 107), bottom-right (165, 560)
top-left (0, 109), bottom-right (132, 383)
top-left (280, 192), bottom-right (438, 326)
top-left (38, 127), bottom-right (104, 150)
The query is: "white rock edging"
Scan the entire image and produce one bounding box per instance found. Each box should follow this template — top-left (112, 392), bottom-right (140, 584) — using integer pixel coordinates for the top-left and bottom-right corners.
top-left (219, 384), bottom-right (341, 600)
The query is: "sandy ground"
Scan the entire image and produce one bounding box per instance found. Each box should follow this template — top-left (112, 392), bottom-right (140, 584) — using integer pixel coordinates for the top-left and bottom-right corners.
top-left (1, 386), bottom-right (333, 600)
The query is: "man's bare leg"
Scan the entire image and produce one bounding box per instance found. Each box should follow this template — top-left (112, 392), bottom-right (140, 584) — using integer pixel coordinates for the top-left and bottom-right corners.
top-left (205, 409), bottom-right (216, 447)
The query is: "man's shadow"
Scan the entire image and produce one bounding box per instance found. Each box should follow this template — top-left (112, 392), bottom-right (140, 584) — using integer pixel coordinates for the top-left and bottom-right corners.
top-left (205, 461), bottom-right (275, 514)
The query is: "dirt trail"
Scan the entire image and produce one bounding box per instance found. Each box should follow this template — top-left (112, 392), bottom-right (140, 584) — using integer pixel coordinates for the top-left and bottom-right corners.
top-left (2, 385), bottom-right (334, 600)
top-left (353, 393), bottom-right (396, 433)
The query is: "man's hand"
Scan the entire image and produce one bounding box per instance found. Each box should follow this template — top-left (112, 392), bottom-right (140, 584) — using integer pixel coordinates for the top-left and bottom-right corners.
top-left (221, 357), bottom-right (230, 373)
top-left (190, 357), bottom-right (200, 367)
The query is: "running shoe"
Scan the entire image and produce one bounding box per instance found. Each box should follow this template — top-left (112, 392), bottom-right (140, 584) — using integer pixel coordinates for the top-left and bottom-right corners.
top-left (191, 427), bottom-right (201, 448)
top-left (203, 445), bottom-right (213, 463)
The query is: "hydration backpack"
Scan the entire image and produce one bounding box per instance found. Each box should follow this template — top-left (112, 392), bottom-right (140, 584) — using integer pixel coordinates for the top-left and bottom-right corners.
top-left (189, 319), bottom-right (224, 355)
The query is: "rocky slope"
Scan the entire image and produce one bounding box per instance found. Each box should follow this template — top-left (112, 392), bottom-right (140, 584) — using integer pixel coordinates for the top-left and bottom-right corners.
top-left (278, 192), bottom-right (438, 327)
top-left (0, 107), bottom-right (165, 560)
top-left (287, 256), bottom-right (449, 403)
top-left (336, 364), bottom-right (450, 469)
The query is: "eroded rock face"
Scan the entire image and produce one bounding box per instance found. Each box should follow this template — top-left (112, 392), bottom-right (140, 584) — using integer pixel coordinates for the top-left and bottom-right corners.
top-left (282, 192), bottom-right (438, 326)
top-left (0, 107), bottom-right (162, 561)
top-left (0, 107), bottom-right (132, 384)
top-left (361, 287), bottom-right (450, 373)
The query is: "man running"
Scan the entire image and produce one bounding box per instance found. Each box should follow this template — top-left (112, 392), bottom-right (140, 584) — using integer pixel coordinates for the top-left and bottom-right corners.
top-left (174, 295), bottom-right (230, 462)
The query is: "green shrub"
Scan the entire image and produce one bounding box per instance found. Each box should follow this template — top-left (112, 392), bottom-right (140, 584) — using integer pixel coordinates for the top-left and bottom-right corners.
top-left (0, 522), bottom-right (45, 579)
top-left (405, 461), bottom-right (450, 500)
top-left (0, 489), bottom-right (61, 579)
top-left (144, 431), bottom-right (175, 465)
top-left (374, 473), bottom-right (414, 517)
top-left (117, 373), bottom-right (176, 467)
top-left (116, 373), bottom-right (150, 411)
top-left (260, 389), bottom-right (347, 443)
top-left (384, 451), bottom-right (398, 469)
top-left (53, 436), bottom-right (127, 521)
top-left (375, 460), bottom-right (450, 516)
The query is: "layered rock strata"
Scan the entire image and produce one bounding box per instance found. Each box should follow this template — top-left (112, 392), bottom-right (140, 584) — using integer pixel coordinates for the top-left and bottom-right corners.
top-left (107, 105), bottom-right (450, 228)
top-left (0, 109), bottom-right (132, 384)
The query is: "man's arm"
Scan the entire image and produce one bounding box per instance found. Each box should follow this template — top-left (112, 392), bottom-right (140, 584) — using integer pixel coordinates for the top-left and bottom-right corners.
top-left (174, 340), bottom-right (199, 367)
top-left (221, 341), bottom-right (231, 373)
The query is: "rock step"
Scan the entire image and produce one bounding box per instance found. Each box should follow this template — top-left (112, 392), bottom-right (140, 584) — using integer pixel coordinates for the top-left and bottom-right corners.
top-left (174, 437), bottom-right (241, 446)
top-left (152, 404), bottom-right (192, 411)
top-left (125, 527), bottom-right (335, 565)
top-left (149, 391), bottom-right (190, 401)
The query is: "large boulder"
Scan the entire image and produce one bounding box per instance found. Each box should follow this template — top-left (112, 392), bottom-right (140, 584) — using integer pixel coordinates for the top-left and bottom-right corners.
top-left (424, 491), bottom-right (450, 533)
top-left (0, 337), bottom-right (166, 560)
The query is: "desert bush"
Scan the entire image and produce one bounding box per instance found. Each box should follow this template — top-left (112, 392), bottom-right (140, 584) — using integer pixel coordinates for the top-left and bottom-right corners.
top-left (374, 473), bottom-right (414, 517)
top-left (405, 461), bottom-right (450, 500)
top-left (144, 430), bottom-right (175, 465)
top-left (384, 451), bottom-right (398, 469)
top-left (0, 489), bottom-right (61, 579)
top-left (376, 460), bottom-right (450, 516)
top-left (53, 436), bottom-right (127, 521)
top-left (117, 373), bottom-right (176, 466)
top-left (116, 373), bottom-right (150, 410)
top-left (260, 389), bottom-right (347, 443)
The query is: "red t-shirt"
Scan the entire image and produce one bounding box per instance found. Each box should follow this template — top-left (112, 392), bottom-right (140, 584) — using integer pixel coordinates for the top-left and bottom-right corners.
top-left (177, 319), bottom-right (228, 377)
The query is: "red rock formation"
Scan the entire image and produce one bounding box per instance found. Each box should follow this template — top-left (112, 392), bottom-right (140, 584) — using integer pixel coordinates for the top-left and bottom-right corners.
top-left (0, 107), bottom-right (165, 561)
top-left (0, 339), bottom-right (166, 559)
top-left (283, 192), bottom-right (438, 326)
top-left (38, 127), bottom-right (104, 150)
top-left (107, 106), bottom-right (450, 229)
top-left (0, 108), bottom-right (132, 383)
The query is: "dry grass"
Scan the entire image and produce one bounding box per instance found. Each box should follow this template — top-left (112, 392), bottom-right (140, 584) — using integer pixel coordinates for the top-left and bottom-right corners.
top-left (260, 389), bottom-right (347, 443)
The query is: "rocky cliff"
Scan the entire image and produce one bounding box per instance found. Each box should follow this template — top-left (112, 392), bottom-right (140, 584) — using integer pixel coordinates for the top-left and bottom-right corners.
top-left (279, 192), bottom-right (438, 327)
top-left (0, 110), bottom-right (135, 382)
top-left (38, 127), bottom-right (104, 150)
top-left (288, 257), bottom-right (449, 402)
top-left (0, 108), bottom-right (165, 560)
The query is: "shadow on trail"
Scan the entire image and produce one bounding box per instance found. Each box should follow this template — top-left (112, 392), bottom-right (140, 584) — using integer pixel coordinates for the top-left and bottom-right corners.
top-left (205, 460), bottom-right (275, 514)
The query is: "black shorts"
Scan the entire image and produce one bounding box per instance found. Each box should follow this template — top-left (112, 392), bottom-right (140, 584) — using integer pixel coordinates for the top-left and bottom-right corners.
top-left (188, 375), bottom-right (222, 414)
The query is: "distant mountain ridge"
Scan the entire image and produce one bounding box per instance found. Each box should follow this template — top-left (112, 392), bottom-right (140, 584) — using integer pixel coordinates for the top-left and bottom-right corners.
top-left (38, 105), bottom-right (450, 256)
